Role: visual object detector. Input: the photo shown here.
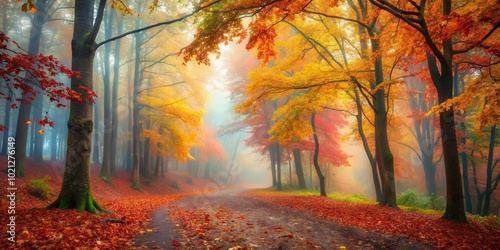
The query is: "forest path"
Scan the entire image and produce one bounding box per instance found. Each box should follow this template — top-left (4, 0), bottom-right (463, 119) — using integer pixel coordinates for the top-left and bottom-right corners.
top-left (134, 188), bottom-right (432, 249)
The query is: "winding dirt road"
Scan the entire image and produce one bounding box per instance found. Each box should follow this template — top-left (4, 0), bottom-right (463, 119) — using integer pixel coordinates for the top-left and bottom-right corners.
top-left (134, 188), bottom-right (431, 249)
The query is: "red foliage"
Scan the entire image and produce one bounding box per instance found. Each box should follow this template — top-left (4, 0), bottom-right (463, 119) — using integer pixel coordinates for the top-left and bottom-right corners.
top-left (257, 195), bottom-right (500, 249)
top-left (0, 157), bottom-right (217, 249)
top-left (198, 125), bottom-right (227, 162)
top-left (0, 32), bottom-right (96, 130)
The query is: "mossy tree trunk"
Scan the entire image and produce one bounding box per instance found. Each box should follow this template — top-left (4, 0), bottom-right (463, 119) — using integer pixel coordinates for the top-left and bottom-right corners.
top-left (48, 0), bottom-right (107, 214)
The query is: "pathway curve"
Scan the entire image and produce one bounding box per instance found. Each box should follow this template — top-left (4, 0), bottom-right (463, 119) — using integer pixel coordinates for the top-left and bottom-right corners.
top-left (135, 188), bottom-right (432, 249)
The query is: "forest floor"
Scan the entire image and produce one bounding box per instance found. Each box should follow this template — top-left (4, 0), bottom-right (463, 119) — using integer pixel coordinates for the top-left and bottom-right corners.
top-left (1, 157), bottom-right (500, 249)
top-left (162, 188), bottom-right (432, 249)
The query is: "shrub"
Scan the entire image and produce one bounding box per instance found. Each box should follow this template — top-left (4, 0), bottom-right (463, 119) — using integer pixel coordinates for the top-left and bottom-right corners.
top-left (397, 190), bottom-right (446, 211)
top-left (185, 177), bottom-right (192, 184)
top-left (171, 181), bottom-right (179, 190)
top-left (429, 195), bottom-right (446, 211)
top-left (28, 177), bottom-right (53, 200)
top-left (397, 190), bottom-right (430, 209)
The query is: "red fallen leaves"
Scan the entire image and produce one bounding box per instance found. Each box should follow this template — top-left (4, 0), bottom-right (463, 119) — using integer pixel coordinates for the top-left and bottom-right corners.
top-left (0, 157), bottom-right (217, 250)
top-left (172, 239), bottom-right (179, 247)
top-left (257, 195), bottom-right (500, 249)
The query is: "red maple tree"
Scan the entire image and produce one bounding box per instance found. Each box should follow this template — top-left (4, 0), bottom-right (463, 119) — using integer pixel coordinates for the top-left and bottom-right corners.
top-left (0, 32), bottom-right (83, 131)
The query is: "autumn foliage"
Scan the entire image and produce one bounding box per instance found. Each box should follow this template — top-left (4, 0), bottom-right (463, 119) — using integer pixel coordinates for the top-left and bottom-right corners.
top-left (0, 32), bottom-right (82, 131)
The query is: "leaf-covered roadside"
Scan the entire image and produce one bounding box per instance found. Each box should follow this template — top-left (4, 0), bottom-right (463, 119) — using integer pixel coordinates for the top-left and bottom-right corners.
top-left (0, 196), bottom-right (185, 249)
top-left (168, 191), bottom-right (431, 249)
top-left (254, 194), bottom-right (500, 249)
top-left (0, 158), bottom-right (217, 249)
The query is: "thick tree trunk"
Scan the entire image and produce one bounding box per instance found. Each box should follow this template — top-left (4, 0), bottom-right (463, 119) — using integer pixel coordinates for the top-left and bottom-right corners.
top-left (453, 65), bottom-right (472, 213)
top-left (311, 113), bottom-right (326, 196)
top-left (429, 56), bottom-right (466, 221)
top-left (14, 0), bottom-right (48, 177)
top-left (48, 0), bottom-right (107, 214)
top-left (371, 37), bottom-right (397, 208)
top-left (422, 155), bottom-right (437, 196)
top-left (292, 149), bottom-right (307, 189)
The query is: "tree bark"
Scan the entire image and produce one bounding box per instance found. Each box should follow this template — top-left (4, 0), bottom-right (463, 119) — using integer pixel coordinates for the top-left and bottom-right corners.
top-left (110, 11), bottom-right (123, 176)
top-left (269, 144), bottom-right (277, 187)
top-left (371, 36), bottom-right (397, 208)
top-left (92, 99), bottom-right (100, 164)
top-left (100, 8), bottom-right (114, 180)
top-left (48, 0), bottom-right (107, 213)
top-left (276, 144), bottom-right (283, 191)
top-left (292, 149), bottom-right (307, 189)
top-left (131, 27), bottom-right (142, 190)
top-left (481, 125), bottom-right (496, 216)
top-left (311, 113), bottom-right (326, 196)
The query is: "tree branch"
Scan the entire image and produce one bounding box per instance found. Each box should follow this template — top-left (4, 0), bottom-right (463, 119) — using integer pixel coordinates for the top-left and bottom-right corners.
top-left (95, 0), bottom-right (222, 50)
top-left (87, 0), bottom-right (107, 45)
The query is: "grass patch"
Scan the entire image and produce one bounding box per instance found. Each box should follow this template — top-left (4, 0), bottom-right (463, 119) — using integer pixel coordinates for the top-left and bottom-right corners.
top-left (468, 214), bottom-right (500, 228)
top-left (27, 177), bottom-right (53, 200)
top-left (252, 189), bottom-right (375, 204)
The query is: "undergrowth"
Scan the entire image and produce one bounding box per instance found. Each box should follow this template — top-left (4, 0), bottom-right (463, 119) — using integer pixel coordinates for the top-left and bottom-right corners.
top-left (27, 176), bottom-right (53, 200)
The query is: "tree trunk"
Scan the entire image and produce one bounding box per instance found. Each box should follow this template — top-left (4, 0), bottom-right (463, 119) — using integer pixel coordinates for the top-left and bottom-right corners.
top-left (422, 155), bottom-right (437, 196)
top-left (276, 144), bottom-right (283, 191)
top-left (48, 0), bottom-right (107, 214)
top-left (92, 99), bottom-right (100, 164)
top-left (33, 93), bottom-right (44, 162)
top-left (429, 52), bottom-right (467, 221)
top-left (100, 8), bottom-right (114, 180)
top-left (269, 145), bottom-right (277, 187)
top-left (481, 125), bottom-right (496, 216)
top-left (154, 152), bottom-right (160, 177)
top-left (288, 158), bottom-right (292, 184)
top-left (311, 113), bottom-right (326, 196)
top-left (14, 0), bottom-right (49, 177)
top-left (131, 27), bottom-right (142, 190)
top-left (371, 37), bottom-right (397, 208)
top-left (143, 135), bottom-right (151, 179)
top-left (292, 149), bottom-right (307, 189)
top-left (110, 12), bottom-right (123, 176)
top-left (353, 88), bottom-right (382, 201)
